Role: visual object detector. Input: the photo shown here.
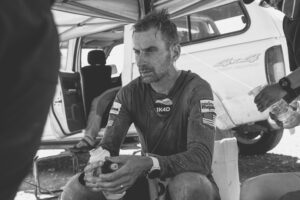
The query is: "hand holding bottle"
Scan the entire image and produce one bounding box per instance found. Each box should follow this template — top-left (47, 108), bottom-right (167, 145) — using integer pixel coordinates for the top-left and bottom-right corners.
top-left (250, 85), bottom-right (300, 129)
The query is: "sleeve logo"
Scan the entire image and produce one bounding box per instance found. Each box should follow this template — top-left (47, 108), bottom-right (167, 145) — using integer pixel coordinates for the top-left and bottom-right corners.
top-left (109, 102), bottom-right (122, 115)
top-left (202, 114), bottom-right (216, 128)
top-left (200, 100), bottom-right (216, 128)
top-left (200, 100), bottom-right (215, 113)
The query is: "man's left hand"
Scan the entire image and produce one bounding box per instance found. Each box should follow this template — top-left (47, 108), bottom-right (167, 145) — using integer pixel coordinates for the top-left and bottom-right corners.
top-left (84, 155), bottom-right (152, 194)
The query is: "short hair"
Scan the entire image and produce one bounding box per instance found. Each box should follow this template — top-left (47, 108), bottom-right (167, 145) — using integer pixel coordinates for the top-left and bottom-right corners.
top-left (133, 9), bottom-right (179, 48)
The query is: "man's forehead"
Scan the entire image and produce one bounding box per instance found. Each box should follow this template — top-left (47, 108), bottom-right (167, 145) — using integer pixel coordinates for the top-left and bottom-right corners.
top-left (133, 28), bottom-right (162, 40)
top-left (133, 29), bottom-right (165, 49)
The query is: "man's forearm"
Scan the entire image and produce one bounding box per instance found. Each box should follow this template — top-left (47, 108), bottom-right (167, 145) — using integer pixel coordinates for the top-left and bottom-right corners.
top-left (287, 68), bottom-right (300, 89)
top-left (153, 142), bottom-right (213, 178)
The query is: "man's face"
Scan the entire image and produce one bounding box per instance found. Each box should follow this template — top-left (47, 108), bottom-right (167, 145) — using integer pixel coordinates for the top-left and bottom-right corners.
top-left (133, 28), bottom-right (175, 84)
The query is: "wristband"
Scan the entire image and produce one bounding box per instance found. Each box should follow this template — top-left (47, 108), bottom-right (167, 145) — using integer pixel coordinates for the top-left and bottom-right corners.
top-left (146, 155), bottom-right (161, 179)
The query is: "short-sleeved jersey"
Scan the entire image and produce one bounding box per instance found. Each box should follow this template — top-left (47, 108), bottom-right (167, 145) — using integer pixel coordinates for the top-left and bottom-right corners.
top-left (100, 70), bottom-right (216, 178)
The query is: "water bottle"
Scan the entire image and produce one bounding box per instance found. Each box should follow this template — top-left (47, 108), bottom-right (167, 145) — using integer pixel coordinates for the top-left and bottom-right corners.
top-left (89, 148), bottom-right (126, 200)
top-left (269, 99), bottom-right (295, 125)
top-left (275, 98), bottom-right (300, 129)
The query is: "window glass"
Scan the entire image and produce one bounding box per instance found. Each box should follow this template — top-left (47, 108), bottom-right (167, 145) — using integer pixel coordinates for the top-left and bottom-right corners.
top-left (197, 2), bottom-right (246, 35)
top-left (175, 2), bottom-right (247, 42)
top-left (79, 44), bottom-right (123, 77)
top-left (106, 44), bottom-right (124, 76)
top-left (173, 17), bottom-right (189, 43)
top-left (59, 41), bottom-right (69, 71)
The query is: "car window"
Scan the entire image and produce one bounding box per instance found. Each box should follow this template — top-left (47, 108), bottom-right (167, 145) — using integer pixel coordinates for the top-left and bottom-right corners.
top-left (106, 44), bottom-right (124, 77)
top-left (59, 41), bottom-right (69, 71)
top-left (174, 1), bottom-right (248, 43)
top-left (80, 44), bottom-right (124, 77)
top-left (175, 17), bottom-right (189, 43)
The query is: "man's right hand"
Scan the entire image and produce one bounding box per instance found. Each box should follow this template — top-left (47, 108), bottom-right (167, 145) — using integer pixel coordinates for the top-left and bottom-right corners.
top-left (83, 155), bottom-right (152, 194)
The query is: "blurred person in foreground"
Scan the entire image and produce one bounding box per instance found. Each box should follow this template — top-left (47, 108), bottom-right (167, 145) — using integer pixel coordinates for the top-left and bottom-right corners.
top-left (0, 0), bottom-right (60, 199)
top-left (61, 9), bottom-right (220, 200)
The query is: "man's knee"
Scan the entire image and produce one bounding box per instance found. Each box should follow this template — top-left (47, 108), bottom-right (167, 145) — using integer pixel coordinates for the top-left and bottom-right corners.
top-left (61, 173), bottom-right (104, 200)
top-left (240, 173), bottom-right (285, 200)
top-left (168, 172), bottom-right (218, 200)
top-left (279, 190), bottom-right (300, 200)
top-left (240, 177), bottom-right (266, 200)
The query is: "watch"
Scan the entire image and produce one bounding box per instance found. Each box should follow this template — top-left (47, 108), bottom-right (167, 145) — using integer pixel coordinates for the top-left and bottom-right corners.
top-left (279, 77), bottom-right (292, 90)
top-left (279, 77), bottom-right (297, 100)
top-left (147, 156), bottom-right (161, 179)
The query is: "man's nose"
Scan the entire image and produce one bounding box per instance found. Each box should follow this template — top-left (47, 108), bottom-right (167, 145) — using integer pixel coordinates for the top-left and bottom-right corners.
top-left (136, 55), bottom-right (147, 66)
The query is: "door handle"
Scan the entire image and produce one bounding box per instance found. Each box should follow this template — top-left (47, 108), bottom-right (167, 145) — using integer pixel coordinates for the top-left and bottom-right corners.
top-left (54, 99), bottom-right (62, 104)
top-left (66, 89), bottom-right (77, 95)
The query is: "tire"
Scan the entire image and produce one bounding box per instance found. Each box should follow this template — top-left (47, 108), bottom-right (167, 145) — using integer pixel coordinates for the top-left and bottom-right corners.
top-left (233, 120), bottom-right (283, 155)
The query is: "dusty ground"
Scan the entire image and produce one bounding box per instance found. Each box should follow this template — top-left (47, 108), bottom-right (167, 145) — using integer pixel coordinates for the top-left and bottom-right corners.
top-left (15, 128), bottom-right (300, 199)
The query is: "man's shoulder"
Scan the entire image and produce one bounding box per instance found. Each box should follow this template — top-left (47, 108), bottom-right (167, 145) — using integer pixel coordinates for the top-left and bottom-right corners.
top-left (120, 77), bottom-right (143, 92)
top-left (117, 77), bottom-right (147, 99)
top-left (183, 70), bottom-right (211, 89)
top-left (181, 70), bottom-right (213, 100)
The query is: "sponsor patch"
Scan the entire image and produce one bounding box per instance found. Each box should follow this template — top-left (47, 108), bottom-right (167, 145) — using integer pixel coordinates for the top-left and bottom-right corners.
top-left (107, 120), bottom-right (114, 127)
top-left (155, 98), bottom-right (173, 106)
top-left (154, 98), bottom-right (173, 117)
top-left (203, 114), bottom-right (216, 128)
top-left (200, 100), bottom-right (215, 113)
top-left (155, 106), bottom-right (171, 113)
top-left (109, 102), bottom-right (122, 115)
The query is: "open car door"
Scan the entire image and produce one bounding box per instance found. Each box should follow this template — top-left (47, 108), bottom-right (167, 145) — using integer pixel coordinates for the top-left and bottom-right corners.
top-left (48, 38), bottom-right (86, 139)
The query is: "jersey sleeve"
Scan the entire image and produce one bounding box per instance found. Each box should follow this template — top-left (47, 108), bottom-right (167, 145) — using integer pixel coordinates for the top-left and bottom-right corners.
top-left (99, 87), bottom-right (133, 156)
top-left (153, 82), bottom-right (216, 178)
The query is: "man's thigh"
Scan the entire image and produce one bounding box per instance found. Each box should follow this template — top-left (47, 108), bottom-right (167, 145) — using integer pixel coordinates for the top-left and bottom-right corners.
top-left (124, 176), bottom-right (150, 200)
top-left (279, 190), bottom-right (300, 200)
top-left (241, 172), bottom-right (300, 200)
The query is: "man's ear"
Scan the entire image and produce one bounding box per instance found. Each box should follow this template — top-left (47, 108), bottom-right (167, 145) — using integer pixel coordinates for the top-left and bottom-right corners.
top-left (171, 44), bottom-right (181, 61)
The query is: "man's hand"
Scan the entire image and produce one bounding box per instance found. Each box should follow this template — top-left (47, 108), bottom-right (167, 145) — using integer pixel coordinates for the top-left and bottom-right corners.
top-left (254, 83), bottom-right (287, 112)
top-left (84, 155), bottom-right (152, 194)
top-left (269, 112), bottom-right (283, 128)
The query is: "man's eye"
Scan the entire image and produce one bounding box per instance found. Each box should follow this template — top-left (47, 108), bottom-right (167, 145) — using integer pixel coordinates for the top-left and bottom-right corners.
top-left (144, 50), bottom-right (152, 54)
top-left (134, 49), bottom-right (140, 55)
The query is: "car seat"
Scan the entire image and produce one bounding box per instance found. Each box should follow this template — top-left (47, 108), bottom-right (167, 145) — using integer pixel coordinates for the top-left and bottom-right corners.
top-left (80, 50), bottom-right (112, 116)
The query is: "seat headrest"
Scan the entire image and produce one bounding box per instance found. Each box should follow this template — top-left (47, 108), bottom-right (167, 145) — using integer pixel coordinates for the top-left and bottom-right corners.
top-left (88, 50), bottom-right (106, 65)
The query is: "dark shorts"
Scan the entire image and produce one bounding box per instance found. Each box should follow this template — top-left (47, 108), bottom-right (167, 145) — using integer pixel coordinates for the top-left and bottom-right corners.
top-left (124, 174), bottom-right (221, 200)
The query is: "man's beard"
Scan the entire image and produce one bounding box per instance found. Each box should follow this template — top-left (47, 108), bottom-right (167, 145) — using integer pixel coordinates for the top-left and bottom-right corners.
top-left (139, 54), bottom-right (172, 84)
top-left (140, 68), bottom-right (159, 83)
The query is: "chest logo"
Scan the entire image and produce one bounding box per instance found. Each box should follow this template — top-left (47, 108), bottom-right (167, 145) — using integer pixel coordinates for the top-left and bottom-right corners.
top-left (154, 98), bottom-right (173, 116)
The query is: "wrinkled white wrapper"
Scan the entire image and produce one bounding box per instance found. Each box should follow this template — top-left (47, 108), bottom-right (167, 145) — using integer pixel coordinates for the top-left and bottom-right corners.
top-left (89, 147), bottom-right (110, 163)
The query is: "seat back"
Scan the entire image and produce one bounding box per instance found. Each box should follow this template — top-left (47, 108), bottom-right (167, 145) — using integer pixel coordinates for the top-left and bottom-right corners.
top-left (212, 137), bottom-right (240, 200)
top-left (81, 50), bottom-right (112, 116)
